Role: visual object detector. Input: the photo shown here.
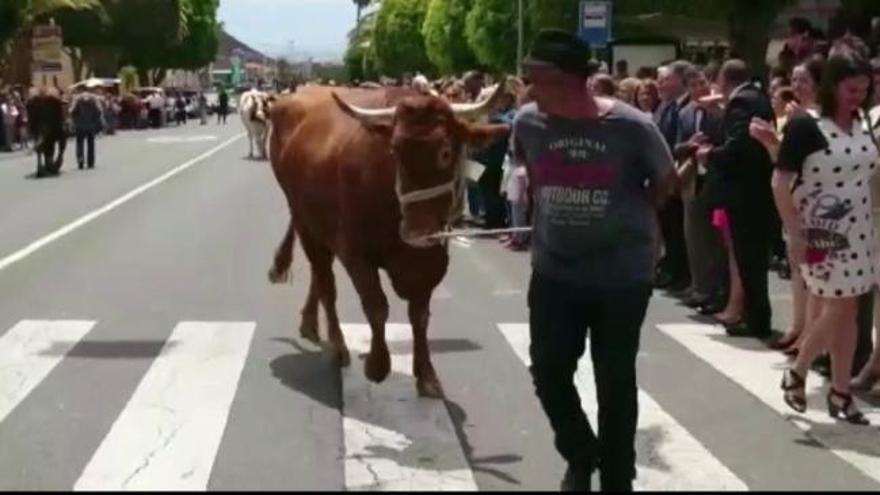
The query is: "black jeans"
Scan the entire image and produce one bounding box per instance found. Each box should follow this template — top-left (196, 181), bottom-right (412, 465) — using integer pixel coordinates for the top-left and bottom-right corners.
top-left (528, 272), bottom-right (652, 491)
top-left (727, 202), bottom-right (772, 333)
top-left (658, 196), bottom-right (690, 285)
top-left (76, 132), bottom-right (96, 168)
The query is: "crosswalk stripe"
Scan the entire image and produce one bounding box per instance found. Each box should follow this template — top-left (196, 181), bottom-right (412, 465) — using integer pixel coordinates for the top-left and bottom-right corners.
top-left (341, 323), bottom-right (477, 491)
top-left (74, 322), bottom-right (255, 491)
top-left (657, 323), bottom-right (880, 485)
top-left (498, 323), bottom-right (747, 491)
top-left (0, 320), bottom-right (96, 424)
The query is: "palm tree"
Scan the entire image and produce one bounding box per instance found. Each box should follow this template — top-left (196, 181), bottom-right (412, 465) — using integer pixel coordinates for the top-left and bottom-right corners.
top-left (353, 0), bottom-right (372, 36)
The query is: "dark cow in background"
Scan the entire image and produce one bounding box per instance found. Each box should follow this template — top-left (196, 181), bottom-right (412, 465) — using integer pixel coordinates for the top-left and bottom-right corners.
top-left (267, 81), bottom-right (512, 398)
top-left (26, 89), bottom-right (67, 177)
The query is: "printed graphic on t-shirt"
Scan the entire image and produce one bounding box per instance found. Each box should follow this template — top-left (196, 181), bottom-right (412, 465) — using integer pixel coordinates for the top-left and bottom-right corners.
top-left (803, 189), bottom-right (853, 280)
top-left (534, 136), bottom-right (615, 227)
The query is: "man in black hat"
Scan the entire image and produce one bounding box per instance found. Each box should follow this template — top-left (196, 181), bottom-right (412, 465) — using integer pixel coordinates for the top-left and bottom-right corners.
top-left (511, 29), bottom-right (676, 491)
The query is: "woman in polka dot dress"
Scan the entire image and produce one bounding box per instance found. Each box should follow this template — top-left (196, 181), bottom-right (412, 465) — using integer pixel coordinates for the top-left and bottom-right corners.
top-left (773, 50), bottom-right (877, 425)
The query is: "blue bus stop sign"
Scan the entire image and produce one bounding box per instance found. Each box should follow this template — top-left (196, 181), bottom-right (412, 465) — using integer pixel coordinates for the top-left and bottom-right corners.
top-left (578, 1), bottom-right (612, 48)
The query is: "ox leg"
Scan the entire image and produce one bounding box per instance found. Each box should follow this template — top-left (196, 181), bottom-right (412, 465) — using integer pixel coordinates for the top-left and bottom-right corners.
top-left (344, 261), bottom-right (391, 383)
top-left (247, 132), bottom-right (254, 158)
top-left (299, 274), bottom-right (321, 344)
top-left (315, 258), bottom-right (350, 367)
top-left (409, 296), bottom-right (444, 399)
top-left (268, 219), bottom-right (295, 283)
top-left (299, 231), bottom-right (349, 366)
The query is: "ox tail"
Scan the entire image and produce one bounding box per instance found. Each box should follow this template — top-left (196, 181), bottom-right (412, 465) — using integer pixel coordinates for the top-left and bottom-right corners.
top-left (268, 218), bottom-right (296, 284)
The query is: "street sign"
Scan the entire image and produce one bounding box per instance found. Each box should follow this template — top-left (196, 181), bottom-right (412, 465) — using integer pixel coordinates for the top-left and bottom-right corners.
top-left (578, 1), bottom-right (612, 48)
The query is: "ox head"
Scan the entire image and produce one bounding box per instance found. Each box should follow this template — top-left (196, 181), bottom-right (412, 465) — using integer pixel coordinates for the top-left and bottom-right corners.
top-left (333, 80), bottom-right (514, 248)
top-left (249, 93), bottom-right (276, 124)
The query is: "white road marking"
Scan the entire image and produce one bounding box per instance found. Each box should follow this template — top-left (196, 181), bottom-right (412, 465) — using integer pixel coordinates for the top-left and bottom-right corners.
top-left (498, 323), bottom-right (747, 491)
top-left (341, 323), bottom-right (477, 491)
top-left (657, 323), bottom-right (880, 486)
top-left (0, 134), bottom-right (244, 273)
top-left (146, 135), bottom-right (219, 144)
top-left (0, 320), bottom-right (96, 423)
top-left (74, 322), bottom-right (255, 491)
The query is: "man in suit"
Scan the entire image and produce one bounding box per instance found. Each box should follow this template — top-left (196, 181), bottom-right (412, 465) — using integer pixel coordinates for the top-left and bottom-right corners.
top-left (654, 61), bottom-right (694, 292)
top-left (697, 59), bottom-right (776, 339)
top-left (673, 65), bottom-right (725, 310)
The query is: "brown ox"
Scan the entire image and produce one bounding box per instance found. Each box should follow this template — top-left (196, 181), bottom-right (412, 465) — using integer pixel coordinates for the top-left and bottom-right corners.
top-left (26, 91), bottom-right (67, 177)
top-left (267, 83), bottom-right (511, 398)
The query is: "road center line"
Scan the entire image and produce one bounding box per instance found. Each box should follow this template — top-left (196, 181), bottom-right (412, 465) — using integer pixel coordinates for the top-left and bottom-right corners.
top-left (0, 133), bottom-right (244, 273)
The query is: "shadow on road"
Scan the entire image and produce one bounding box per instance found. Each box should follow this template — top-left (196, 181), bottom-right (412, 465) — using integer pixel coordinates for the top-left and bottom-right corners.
top-left (268, 335), bottom-right (523, 487)
top-left (41, 339), bottom-right (174, 359)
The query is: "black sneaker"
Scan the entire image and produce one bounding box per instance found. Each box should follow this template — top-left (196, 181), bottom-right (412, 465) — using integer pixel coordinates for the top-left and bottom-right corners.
top-left (561, 465), bottom-right (592, 492)
top-left (725, 322), bottom-right (772, 340)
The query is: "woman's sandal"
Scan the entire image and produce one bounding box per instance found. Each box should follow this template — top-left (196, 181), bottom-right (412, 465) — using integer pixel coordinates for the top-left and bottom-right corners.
top-left (827, 389), bottom-right (870, 426)
top-left (781, 368), bottom-right (807, 413)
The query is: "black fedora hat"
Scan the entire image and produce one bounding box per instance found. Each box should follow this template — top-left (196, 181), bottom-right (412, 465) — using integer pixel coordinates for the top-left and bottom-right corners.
top-left (524, 29), bottom-right (600, 77)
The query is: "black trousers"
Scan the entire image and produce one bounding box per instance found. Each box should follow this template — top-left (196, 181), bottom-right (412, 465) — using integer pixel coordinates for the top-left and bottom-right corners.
top-left (149, 108), bottom-right (161, 128)
top-left (658, 196), bottom-right (690, 284)
top-left (75, 132), bottom-right (95, 168)
top-left (478, 165), bottom-right (506, 229)
top-left (727, 202), bottom-right (772, 332)
top-left (528, 272), bottom-right (652, 491)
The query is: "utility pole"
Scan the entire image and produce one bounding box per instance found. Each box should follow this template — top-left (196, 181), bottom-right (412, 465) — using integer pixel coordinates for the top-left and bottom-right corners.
top-left (517, 0), bottom-right (524, 77)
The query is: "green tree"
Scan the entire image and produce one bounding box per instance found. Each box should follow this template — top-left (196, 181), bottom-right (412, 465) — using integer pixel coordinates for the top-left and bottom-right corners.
top-left (421, 0), bottom-right (477, 75)
top-left (117, 64), bottom-right (138, 94)
top-left (114, 0), bottom-right (217, 85)
top-left (529, 0), bottom-right (578, 33)
top-left (352, 0), bottom-right (372, 30)
top-left (50, 2), bottom-right (113, 80)
top-left (344, 8), bottom-right (378, 81)
top-left (372, 0), bottom-right (433, 77)
top-left (465, 0), bottom-right (520, 73)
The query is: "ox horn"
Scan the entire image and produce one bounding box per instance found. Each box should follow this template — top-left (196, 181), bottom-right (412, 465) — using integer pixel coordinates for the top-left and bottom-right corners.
top-left (331, 92), bottom-right (395, 126)
top-left (449, 76), bottom-right (512, 120)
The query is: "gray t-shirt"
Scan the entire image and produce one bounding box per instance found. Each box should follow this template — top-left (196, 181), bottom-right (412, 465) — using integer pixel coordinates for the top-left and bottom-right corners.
top-left (511, 100), bottom-right (673, 288)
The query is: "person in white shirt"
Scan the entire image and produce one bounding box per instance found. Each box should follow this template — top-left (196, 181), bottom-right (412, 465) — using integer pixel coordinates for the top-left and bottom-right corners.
top-left (147, 92), bottom-right (164, 128)
top-left (1, 94), bottom-right (18, 151)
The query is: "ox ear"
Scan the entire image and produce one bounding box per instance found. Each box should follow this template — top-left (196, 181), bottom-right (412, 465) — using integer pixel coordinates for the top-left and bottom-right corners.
top-left (331, 92), bottom-right (394, 136)
top-left (460, 122), bottom-right (511, 149)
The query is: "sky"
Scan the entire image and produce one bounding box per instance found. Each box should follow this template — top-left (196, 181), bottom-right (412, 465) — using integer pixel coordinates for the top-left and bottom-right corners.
top-left (218, 0), bottom-right (359, 62)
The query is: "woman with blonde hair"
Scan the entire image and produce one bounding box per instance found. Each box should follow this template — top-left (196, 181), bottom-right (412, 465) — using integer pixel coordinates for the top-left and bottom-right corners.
top-left (635, 79), bottom-right (660, 115)
top-left (617, 77), bottom-right (641, 106)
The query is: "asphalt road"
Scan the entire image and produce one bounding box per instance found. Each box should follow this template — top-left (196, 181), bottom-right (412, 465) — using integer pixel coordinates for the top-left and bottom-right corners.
top-left (0, 120), bottom-right (879, 491)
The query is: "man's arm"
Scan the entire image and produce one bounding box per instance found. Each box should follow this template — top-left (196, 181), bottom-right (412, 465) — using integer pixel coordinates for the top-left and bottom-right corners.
top-left (706, 95), bottom-right (763, 177)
